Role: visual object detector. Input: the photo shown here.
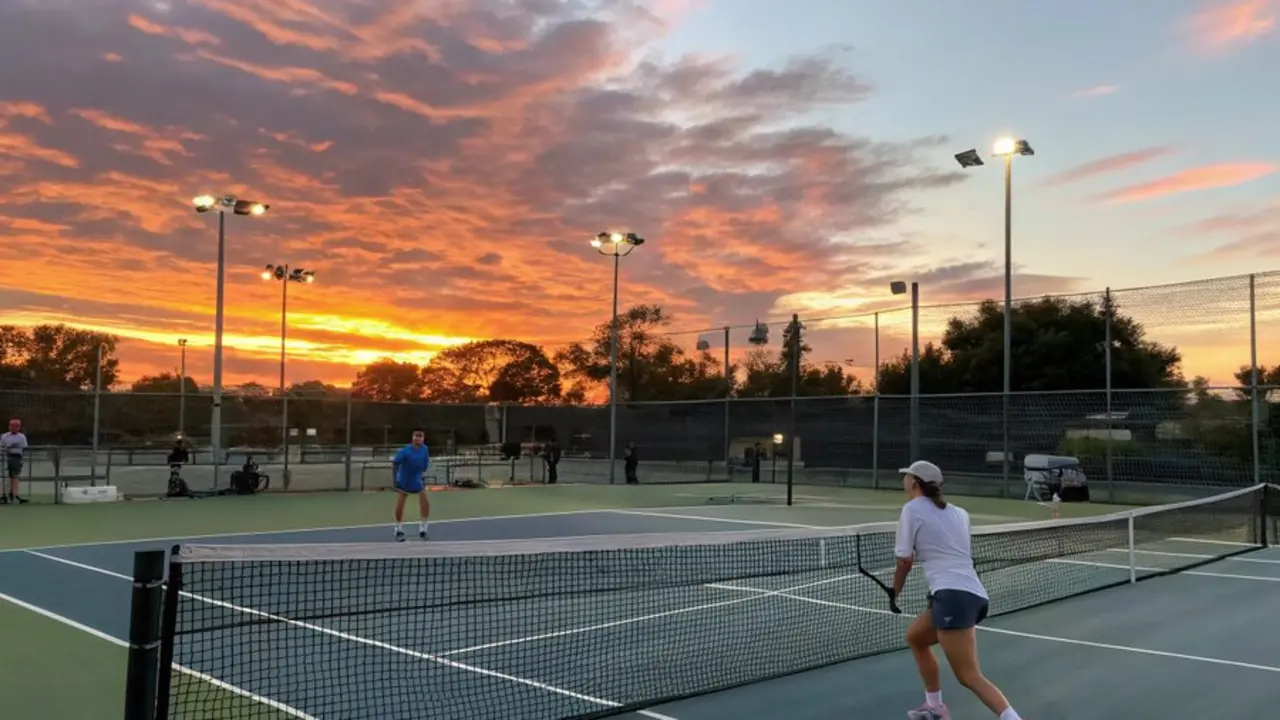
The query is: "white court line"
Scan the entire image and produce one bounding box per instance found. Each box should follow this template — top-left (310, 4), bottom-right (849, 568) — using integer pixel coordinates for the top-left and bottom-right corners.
top-left (441, 573), bottom-right (862, 656)
top-left (1045, 558), bottom-right (1280, 584)
top-left (1108, 548), bottom-right (1280, 565)
top-left (719, 583), bottom-right (1280, 676)
top-left (0, 508), bottom-right (650, 554)
top-left (1168, 537), bottom-right (1257, 547)
top-left (24, 551), bottom-right (679, 720)
top-left (0, 591), bottom-right (316, 719)
top-left (604, 508), bottom-right (825, 529)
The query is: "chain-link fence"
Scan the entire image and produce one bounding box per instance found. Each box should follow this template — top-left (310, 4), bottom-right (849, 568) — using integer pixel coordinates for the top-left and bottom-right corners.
top-left (5, 271), bottom-right (1279, 503)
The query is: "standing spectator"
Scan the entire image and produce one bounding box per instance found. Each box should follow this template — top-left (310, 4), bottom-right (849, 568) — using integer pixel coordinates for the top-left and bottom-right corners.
top-left (543, 440), bottom-right (562, 484)
top-left (750, 441), bottom-right (763, 483)
top-left (1, 417), bottom-right (29, 504)
top-left (624, 442), bottom-right (639, 484)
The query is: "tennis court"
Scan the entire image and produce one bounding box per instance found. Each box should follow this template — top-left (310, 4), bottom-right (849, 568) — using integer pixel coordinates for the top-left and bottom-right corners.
top-left (2, 482), bottom-right (1277, 719)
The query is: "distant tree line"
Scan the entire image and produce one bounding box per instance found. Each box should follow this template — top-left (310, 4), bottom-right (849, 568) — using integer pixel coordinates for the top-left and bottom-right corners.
top-left (3, 295), bottom-right (1278, 457)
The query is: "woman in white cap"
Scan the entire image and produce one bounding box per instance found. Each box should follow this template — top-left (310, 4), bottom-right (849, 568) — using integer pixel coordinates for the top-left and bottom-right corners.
top-left (891, 460), bottom-right (1026, 720)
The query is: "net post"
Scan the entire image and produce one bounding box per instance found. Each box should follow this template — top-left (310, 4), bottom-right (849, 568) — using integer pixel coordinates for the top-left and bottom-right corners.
top-left (1126, 512), bottom-right (1136, 584)
top-left (153, 549), bottom-right (183, 720)
top-left (123, 550), bottom-right (166, 720)
top-left (1261, 484), bottom-right (1271, 548)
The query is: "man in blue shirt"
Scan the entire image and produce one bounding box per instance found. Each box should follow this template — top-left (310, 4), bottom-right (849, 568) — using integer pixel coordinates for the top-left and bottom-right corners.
top-left (391, 430), bottom-right (431, 541)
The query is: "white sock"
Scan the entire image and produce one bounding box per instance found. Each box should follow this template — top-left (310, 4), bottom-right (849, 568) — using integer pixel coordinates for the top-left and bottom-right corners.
top-left (419, 521), bottom-right (429, 533)
top-left (1000, 709), bottom-right (1022, 720)
top-left (925, 691), bottom-right (942, 708)
top-left (394, 523), bottom-right (403, 532)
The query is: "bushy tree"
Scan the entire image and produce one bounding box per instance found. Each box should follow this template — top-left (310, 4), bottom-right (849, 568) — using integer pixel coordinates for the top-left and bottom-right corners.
top-left (878, 296), bottom-right (1183, 394)
top-left (556, 305), bottom-right (730, 401)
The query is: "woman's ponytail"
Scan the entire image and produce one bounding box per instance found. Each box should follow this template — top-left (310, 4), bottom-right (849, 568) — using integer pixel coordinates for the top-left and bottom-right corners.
top-left (917, 479), bottom-right (947, 509)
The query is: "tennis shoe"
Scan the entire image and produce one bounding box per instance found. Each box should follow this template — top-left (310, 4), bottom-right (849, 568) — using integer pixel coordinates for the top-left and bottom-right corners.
top-left (394, 529), bottom-right (406, 542)
top-left (419, 530), bottom-right (428, 540)
top-left (907, 704), bottom-right (950, 720)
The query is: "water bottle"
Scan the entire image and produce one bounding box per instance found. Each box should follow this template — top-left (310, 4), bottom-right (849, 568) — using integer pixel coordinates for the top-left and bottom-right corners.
top-left (1051, 492), bottom-right (1062, 520)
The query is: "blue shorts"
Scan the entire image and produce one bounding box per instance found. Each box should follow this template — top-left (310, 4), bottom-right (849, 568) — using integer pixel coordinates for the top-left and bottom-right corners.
top-left (928, 590), bottom-right (989, 630)
top-left (394, 476), bottom-right (425, 494)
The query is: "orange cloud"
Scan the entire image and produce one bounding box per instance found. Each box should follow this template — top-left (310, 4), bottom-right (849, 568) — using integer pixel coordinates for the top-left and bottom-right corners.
top-left (1041, 147), bottom-right (1174, 187)
top-left (1093, 162), bottom-right (1277, 204)
top-left (0, 0), bottom-right (1030, 387)
top-left (192, 49), bottom-right (359, 95)
top-left (1190, 0), bottom-right (1277, 50)
top-left (126, 13), bottom-right (221, 47)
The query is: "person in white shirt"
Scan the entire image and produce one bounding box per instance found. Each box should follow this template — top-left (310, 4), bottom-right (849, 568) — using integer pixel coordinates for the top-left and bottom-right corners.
top-left (891, 460), bottom-right (1024, 720)
top-left (1, 417), bottom-right (29, 504)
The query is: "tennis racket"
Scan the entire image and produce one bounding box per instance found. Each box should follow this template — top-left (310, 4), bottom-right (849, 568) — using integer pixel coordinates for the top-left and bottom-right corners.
top-left (855, 535), bottom-right (902, 614)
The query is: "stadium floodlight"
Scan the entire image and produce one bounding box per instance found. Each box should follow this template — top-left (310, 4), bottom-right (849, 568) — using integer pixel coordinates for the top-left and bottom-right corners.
top-left (890, 280), bottom-right (921, 461)
top-left (590, 231), bottom-right (645, 485)
top-left (262, 263), bottom-right (316, 484)
top-left (955, 136), bottom-right (1034, 487)
top-left (192, 192), bottom-right (270, 471)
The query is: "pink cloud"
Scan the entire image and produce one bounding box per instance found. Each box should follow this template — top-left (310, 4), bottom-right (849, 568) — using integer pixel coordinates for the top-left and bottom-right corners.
top-left (1190, 1), bottom-right (1277, 51)
top-left (1185, 201), bottom-right (1280, 261)
top-left (1071, 84), bottom-right (1119, 99)
top-left (1093, 162), bottom-right (1277, 204)
top-left (1041, 147), bottom-right (1174, 187)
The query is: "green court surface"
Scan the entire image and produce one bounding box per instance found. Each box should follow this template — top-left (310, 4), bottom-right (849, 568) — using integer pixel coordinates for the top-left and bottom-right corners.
top-left (0, 482), bottom-right (1134, 719)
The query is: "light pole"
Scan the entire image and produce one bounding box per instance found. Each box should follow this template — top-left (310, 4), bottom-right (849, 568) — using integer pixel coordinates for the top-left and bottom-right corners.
top-left (177, 338), bottom-right (188, 438)
top-left (193, 193), bottom-right (269, 475)
top-left (771, 432), bottom-right (783, 484)
top-left (890, 281), bottom-right (920, 461)
top-left (590, 231), bottom-right (645, 485)
top-left (262, 263), bottom-right (315, 484)
top-left (955, 138), bottom-right (1034, 491)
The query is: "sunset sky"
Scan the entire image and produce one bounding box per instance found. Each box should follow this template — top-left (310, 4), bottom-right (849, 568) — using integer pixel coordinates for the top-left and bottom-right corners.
top-left (1, 0), bottom-right (1279, 389)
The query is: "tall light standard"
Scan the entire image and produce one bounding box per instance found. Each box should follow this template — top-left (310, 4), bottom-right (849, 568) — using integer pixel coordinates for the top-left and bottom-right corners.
top-left (193, 194), bottom-right (269, 472)
top-left (262, 263), bottom-right (314, 482)
top-left (590, 231), bottom-right (645, 485)
top-left (890, 281), bottom-right (920, 461)
top-left (955, 138), bottom-right (1034, 491)
top-left (177, 338), bottom-right (188, 438)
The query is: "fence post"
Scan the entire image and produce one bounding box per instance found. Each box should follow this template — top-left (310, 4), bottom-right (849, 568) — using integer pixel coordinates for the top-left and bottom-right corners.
top-left (1250, 273), bottom-right (1261, 486)
top-left (872, 312), bottom-right (880, 491)
top-left (343, 396), bottom-right (353, 491)
top-left (122, 550), bottom-right (166, 720)
top-left (91, 344), bottom-right (103, 486)
top-left (1104, 287), bottom-right (1114, 502)
top-left (786, 314), bottom-right (800, 506)
top-left (723, 325), bottom-right (731, 476)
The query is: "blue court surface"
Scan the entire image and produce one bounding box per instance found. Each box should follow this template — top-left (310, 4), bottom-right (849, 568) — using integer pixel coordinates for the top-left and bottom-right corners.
top-left (1, 507), bottom-right (1278, 719)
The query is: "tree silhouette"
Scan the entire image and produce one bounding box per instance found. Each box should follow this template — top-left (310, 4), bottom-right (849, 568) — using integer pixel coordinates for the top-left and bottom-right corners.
top-left (421, 339), bottom-right (561, 404)
top-left (556, 305), bottom-right (730, 401)
top-left (130, 372), bottom-right (199, 395)
top-left (737, 320), bottom-right (861, 397)
top-left (0, 324), bottom-right (119, 390)
top-left (351, 359), bottom-right (425, 402)
top-left (878, 296), bottom-right (1183, 394)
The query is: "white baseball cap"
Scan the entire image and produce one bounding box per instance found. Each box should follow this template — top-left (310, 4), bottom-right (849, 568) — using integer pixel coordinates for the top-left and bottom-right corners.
top-left (899, 460), bottom-right (943, 486)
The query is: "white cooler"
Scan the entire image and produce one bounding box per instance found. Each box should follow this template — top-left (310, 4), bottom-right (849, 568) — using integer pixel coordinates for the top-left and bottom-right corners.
top-left (60, 485), bottom-right (121, 504)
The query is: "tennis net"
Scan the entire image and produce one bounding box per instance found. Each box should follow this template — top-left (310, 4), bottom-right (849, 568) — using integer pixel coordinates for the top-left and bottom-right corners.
top-left (131, 484), bottom-right (1274, 720)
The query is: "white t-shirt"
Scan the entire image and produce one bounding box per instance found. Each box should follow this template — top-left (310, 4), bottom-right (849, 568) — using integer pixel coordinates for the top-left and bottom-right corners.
top-left (894, 497), bottom-right (988, 599)
top-left (0, 431), bottom-right (27, 457)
